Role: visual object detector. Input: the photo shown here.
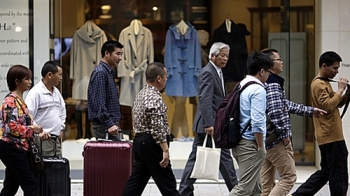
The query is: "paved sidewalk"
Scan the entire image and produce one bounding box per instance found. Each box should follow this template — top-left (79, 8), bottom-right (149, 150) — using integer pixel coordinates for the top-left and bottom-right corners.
top-left (5, 181), bottom-right (344, 196)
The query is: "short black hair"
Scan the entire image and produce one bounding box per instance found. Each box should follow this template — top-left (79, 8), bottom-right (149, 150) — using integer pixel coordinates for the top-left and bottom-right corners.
top-left (146, 62), bottom-right (166, 83)
top-left (101, 40), bottom-right (124, 58)
top-left (261, 48), bottom-right (279, 60)
top-left (247, 52), bottom-right (274, 75)
top-left (7, 65), bottom-right (32, 91)
top-left (41, 61), bottom-right (61, 77)
top-left (319, 51), bottom-right (342, 68)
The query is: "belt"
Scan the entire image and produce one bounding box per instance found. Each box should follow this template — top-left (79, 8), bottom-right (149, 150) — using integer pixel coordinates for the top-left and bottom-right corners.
top-left (136, 131), bottom-right (152, 135)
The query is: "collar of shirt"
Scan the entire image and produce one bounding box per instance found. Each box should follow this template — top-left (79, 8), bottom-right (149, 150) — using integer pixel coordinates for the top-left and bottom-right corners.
top-left (209, 61), bottom-right (222, 76)
top-left (99, 61), bottom-right (114, 74)
top-left (266, 73), bottom-right (285, 90)
top-left (38, 80), bottom-right (59, 95)
top-left (241, 75), bottom-right (264, 86)
top-left (145, 84), bottom-right (161, 96)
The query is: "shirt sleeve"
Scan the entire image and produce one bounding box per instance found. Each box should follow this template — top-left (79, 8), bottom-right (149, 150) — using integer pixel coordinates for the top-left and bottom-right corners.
top-left (250, 86), bottom-right (267, 134)
top-left (147, 97), bottom-right (169, 143)
top-left (3, 97), bottom-right (34, 138)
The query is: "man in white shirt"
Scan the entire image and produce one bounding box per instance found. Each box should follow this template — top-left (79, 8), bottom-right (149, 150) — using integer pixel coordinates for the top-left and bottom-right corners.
top-left (26, 61), bottom-right (66, 157)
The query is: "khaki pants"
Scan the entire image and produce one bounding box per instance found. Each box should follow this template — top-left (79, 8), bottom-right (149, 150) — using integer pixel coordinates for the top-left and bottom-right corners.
top-left (260, 141), bottom-right (296, 196)
top-left (229, 139), bottom-right (266, 196)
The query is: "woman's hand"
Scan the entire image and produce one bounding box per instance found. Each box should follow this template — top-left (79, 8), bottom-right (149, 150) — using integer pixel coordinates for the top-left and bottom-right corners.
top-left (32, 125), bottom-right (43, 134)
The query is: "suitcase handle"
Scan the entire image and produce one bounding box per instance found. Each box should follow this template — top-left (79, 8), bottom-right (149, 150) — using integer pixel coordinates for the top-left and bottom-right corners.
top-left (97, 130), bottom-right (125, 142)
top-left (40, 135), bottom-right (59, 157)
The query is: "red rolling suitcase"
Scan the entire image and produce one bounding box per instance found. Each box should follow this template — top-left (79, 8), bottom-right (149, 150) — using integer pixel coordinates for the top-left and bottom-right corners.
top-left (83, 133), bottom-right (133, 196)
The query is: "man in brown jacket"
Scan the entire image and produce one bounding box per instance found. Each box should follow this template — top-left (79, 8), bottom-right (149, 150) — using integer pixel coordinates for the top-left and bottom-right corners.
top-left (291, 51), bottom-right (350, 196)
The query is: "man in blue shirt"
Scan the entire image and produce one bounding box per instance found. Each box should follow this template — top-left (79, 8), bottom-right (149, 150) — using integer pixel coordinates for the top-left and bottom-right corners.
top-left (87, 40), bottom-right (123, 140)
top-left (228, 52), bottom-right (273, 196)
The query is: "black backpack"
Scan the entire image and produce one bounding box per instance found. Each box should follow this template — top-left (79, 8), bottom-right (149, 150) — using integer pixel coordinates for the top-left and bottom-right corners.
top-left (214, 81), bottom-right (258, 148)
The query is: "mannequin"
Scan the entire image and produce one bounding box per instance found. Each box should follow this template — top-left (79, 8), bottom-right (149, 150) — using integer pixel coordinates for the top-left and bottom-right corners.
top-left (131, 19), bottom-right (142, 35)
top-left (225, 19), bottom-right (231, 33)
top-left (177, 20), bottom-right (188, 35)
top-left (197, 29), bottom-right (209, 66)
top-left (169, 20), bottom-right (191, 139)
top-left (170, 96), bottom-right (189, 139)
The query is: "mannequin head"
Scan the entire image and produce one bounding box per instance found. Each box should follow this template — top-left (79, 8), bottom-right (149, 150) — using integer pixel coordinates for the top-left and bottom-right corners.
top-left (197, 29), bottom-right (209, 47)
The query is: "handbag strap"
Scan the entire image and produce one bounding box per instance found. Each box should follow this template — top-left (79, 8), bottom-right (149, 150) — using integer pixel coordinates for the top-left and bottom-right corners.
top-left (203, 134), bottom-right (216, 149)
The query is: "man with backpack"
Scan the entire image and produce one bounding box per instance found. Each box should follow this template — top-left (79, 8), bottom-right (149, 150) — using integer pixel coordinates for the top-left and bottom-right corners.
top-left (228, 52), bottom-right (274, 196)
top-left (260, 49), bottom-right (326, 196)
top-left (179, 42), bottom-right (238, 195)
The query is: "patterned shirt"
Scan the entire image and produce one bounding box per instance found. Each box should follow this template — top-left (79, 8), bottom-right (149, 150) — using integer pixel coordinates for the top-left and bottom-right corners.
top-left (88, 61), bottom-right (121, 129)
top-left (133, 84), bottom-right (169, 143)
top-left (0, 93), bottom-right (34, 151)
top-left (265, 74), bottom-right (314, 149)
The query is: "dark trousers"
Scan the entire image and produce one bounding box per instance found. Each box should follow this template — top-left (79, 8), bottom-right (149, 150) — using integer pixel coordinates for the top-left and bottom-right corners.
top-left (293, 140), bottom-right (348, 196)
top-left (75, 109), bottom-right (91, 139)
top-left (0, 140), bottom-right (38, 196)
top-left (179, 133), bottom-right (238, 196)
top-left (122, 134), bottom-right (180, 196)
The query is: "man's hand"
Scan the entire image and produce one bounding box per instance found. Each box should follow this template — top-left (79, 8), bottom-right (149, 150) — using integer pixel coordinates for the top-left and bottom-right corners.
top-left (205, 126), bottom-right (214, 135)
top-left (107, 125), bottom-right (119, 135)
top-left (282, 137), bottom-right (290, 146)
top-left (313, 108), bottom-right (327, 118)
top-left (338, 78), bottom-right (349, 92)
top-left (39, 131), bottom-right (51, 141)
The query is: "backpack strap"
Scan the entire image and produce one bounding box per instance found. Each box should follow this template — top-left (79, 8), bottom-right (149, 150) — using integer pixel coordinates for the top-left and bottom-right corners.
top-left (316, 77), bottom-right (350, 118)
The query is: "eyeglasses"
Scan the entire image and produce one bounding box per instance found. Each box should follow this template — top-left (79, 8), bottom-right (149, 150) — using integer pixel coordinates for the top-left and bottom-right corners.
top-left (267, 70), bottom-right (273, 75)
top-left (273, 58), bottom-right (282, 62)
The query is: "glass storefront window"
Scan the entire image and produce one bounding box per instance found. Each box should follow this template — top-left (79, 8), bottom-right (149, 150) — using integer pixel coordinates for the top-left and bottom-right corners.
top-left (55, 0), bottom-right (315, 165)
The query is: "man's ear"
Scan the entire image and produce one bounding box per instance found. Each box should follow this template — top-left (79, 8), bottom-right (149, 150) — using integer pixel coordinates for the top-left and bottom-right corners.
top-left (47, 72), bottom-right (53, 79)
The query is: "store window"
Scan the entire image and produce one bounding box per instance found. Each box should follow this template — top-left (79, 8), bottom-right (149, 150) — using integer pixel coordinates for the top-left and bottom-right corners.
top-left (55, 0), bottom-right (315, 165)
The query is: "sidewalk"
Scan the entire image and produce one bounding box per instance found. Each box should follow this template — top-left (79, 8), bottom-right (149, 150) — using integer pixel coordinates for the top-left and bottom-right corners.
top-left (6, 181), bottom-right (341, 196)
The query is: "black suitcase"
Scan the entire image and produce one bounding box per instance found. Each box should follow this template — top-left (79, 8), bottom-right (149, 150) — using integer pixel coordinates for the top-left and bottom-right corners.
top-left (37, 136), bottom-right (71, 196)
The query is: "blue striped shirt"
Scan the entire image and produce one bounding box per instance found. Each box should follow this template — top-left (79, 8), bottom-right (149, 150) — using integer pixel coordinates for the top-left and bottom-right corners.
top-left (239, 75), bottom-right (267, 141)
top-left (87, 61), bottom-right (121, 129)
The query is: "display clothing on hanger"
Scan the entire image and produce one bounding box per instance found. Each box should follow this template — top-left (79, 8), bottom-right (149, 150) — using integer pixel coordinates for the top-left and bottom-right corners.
top-left (164, 21), bottom-right (201, 97)
top-left (118, 19), bottom-right (154, 107)
top-left (70, 20), bottom-right (107, 100)
top-left (212, 20), bottom-right (248, 83)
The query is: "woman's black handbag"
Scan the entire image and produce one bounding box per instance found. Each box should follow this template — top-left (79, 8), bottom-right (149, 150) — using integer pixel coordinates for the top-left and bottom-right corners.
top-left (28, 137), bottom-right (44, 172)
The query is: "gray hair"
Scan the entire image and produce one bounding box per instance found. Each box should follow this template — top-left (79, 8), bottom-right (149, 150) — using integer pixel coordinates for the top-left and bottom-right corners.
top-left (209, 42), bottom-right (230, 61)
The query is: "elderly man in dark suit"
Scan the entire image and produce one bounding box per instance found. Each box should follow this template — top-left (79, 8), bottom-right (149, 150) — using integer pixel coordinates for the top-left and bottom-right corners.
top-left (179, 42), bottom-right (238, 196)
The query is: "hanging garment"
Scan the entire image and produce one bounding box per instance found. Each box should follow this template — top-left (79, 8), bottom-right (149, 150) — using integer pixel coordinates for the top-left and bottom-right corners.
top-left (118, 19), bottom-right (154, 106)
top-left (212, 20), bottom-right (248, 83)
top-left (164, 21), bottom-right (201, 97)
top-left (70, 21), bottom-right (107, 100)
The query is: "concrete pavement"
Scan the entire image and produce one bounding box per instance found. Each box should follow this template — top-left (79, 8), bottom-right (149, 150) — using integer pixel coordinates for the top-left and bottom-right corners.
top-left (6, 181), bottom-right (342, 196)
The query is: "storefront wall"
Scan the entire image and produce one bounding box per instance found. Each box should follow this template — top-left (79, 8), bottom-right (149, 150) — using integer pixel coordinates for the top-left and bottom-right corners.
top-left (315, 0), bottom-right (350, 169)
top-left (6, 0), bottom-right (350, 169)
